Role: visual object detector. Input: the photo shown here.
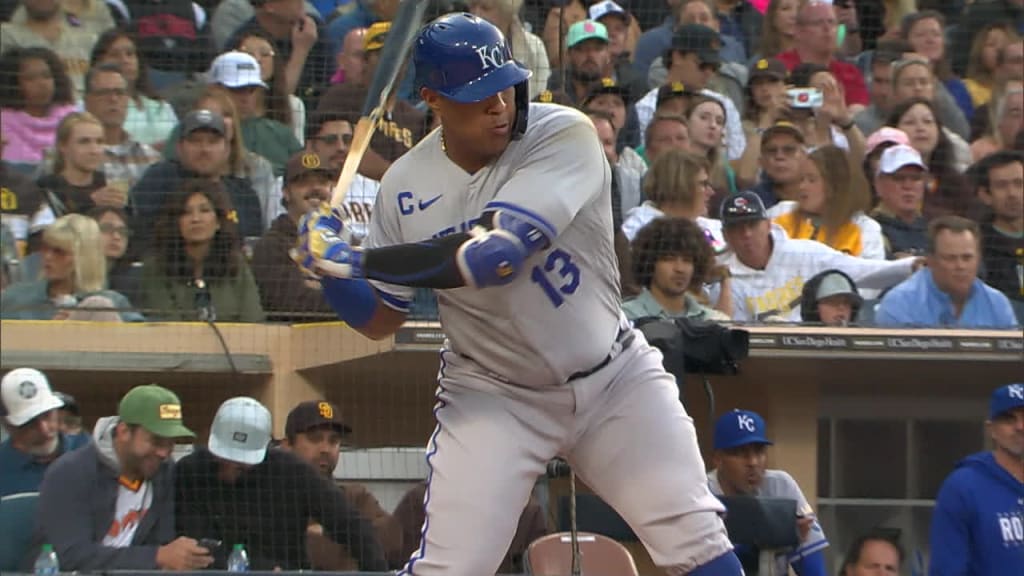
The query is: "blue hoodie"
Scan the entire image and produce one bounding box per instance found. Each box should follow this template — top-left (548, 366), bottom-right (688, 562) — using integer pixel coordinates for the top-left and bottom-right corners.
top-left (929, 452), bottom-right (1024, 575)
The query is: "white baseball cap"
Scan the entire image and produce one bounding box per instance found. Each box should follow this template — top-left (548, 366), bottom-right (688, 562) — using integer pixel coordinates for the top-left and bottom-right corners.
top-left (877, 144), bottom-right (927, 175)
top-left (1, 368), bottom-right (64, 427)
top-left (589, 0), bottom-right (629, 22)
top-left (208, 51), bottom-right (268, 89)
top-left (208, 397), bottom-right (272, 465)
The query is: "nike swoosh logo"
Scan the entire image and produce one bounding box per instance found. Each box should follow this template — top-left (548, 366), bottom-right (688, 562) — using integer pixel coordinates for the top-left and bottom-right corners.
top-left (418, 195), bottom-right (443, 210)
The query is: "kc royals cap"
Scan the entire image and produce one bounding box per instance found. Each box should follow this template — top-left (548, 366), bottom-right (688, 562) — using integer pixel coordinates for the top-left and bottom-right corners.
top-left (285, 400), bottom-right (352, 439)
top-left (567, 20), bottom-right (609, 49)
top-left (208, 51), bottom-right (268, 89)
top-left (714, 409), bottom-right (774, 450)
top-left (365, 21), bottom-right (391, 52)
top-left (209, 397), bottom-right (272, 465)
top-left (877, 144), bottom-right (928, 176)
top-left (588, 0), bottom-right (629, 24)
top-left (1, 368), bottom-right (64, 427)
top-left (119, 384), bottom-right (195, 439)
top-left (720, 191), bottom-right (768, 226)
top-left (990, 383), bottom-right (1024, 420)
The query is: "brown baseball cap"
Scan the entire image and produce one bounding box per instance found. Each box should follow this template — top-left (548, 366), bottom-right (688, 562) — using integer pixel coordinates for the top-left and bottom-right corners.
top-left (285, 400), bottom-right (352, 438)
top-left (285, 151), bottom-right (338, 183)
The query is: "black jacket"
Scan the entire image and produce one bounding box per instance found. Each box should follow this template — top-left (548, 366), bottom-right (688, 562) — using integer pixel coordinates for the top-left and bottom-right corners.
top-left (174, 448), bottom-right (387, 571)
top-left (130, 160), bottom-right (263, 242)
top-left (870, 209), bottom-right (929, 259)
top-left (981, 220), bottom-right (1024, 303)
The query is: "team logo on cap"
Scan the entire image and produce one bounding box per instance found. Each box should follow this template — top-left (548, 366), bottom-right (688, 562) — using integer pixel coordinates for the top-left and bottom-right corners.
top-left (195, 110), bottom-right (214, 123)
top-left (159, 403), bottom-right (182, 420)
top-left (671, 82), bottom-right (685, 92)
top-left (232, 431), bottom-right (248, 443)
top-left (538, 90), bottom-right (553, 103)
top-left (584, 21), bottom-right (597, 33)
top-left (18, 381), bottom-right (37, 399)
top-left (301, 153), bottom-right (322, 169)
top-left (756, 59), bottom-right (769, 70)
top-left (733, 197), bottom-right (748, 207)
top-left (737, 413), bottom-right (756, 432)
top-left (1010, 384), bottom-right (1024, 400)
top-left (601, 77), bottom-right (615, 87)
top-left (475, 44), bottom-right (507, 71)
top-left (318, 402), bottom-right (334, 419)
top-left (237, 62), bottom-right (257, 71)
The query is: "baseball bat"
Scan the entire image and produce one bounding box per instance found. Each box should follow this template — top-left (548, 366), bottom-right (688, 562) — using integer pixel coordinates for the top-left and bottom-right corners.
top-left (329, 0), bottom-right (429, 207)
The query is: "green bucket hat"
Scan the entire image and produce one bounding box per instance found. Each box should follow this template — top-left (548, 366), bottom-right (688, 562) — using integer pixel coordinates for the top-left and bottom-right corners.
top-left (118, 384), bottom-right (195, 439)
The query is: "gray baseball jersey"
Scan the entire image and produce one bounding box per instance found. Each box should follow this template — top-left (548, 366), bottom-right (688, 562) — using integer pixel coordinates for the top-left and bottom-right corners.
top-left (365, 103), bottom-right (622, 386)
top-left (708, 468), bottom-right (830, 571)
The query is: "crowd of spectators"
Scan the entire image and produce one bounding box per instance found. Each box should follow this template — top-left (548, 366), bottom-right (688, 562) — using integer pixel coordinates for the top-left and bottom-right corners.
top-left (0, 0), bottom-right (1022, 328)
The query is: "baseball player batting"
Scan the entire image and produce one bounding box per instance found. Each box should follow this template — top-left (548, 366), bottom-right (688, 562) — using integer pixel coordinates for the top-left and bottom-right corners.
top-left (294, 13), bottom-right (741, 576)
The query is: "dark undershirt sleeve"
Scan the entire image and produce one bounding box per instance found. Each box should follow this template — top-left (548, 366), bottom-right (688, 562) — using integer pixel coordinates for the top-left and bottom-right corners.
top-left (361, 232), bottom-right (473, 289)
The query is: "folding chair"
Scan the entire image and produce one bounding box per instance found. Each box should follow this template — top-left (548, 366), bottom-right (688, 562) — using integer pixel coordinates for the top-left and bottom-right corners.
top-left (524, 531), bottom-right (639, 576)
top-left (0, 492), bottom-right (40, 571)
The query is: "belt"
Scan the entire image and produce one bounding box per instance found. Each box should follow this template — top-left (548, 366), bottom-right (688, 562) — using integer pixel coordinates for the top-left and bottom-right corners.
top-left (567, 326), bottom-right (635, 382)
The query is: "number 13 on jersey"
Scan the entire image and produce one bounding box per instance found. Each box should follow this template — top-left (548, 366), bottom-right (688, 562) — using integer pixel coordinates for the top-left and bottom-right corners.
top-left (530, 248), bottom-right (580, 307)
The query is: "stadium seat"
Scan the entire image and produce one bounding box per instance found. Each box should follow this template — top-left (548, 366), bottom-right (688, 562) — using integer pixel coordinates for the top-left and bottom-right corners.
top-left (0, 492), bottom-right (39, 571)
top-left (524, 532), bottom-right (639, 576)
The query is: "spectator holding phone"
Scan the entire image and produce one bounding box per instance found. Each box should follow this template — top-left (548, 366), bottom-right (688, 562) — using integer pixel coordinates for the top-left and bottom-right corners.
top-left (25, 384), bottom-right (211, 571)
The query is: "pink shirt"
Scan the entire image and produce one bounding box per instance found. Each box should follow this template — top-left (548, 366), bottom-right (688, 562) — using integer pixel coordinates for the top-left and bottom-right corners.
top-left (0, 104), bottom-right (77, 164)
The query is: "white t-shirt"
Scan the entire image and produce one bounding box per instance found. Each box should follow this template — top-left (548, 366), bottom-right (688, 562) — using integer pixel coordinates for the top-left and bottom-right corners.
top-left (102, 480), bottom-right (153, 547)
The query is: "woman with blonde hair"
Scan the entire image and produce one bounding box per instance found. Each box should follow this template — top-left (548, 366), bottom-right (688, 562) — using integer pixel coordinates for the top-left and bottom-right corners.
top-left (1, 214), bottom-right (139, 320)
top-left (39, 112), bottom-right (130, 214)
top-left (468, 0), bottom-right (551, 100)
top-left (770, 145), bottom-right (885, 259)
top-left (621, 149), bottom-right (725, 251)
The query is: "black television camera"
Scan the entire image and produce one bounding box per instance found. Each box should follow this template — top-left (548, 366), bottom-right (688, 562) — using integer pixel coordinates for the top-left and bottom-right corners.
top-left (632, 317), bottom-right (750, 401)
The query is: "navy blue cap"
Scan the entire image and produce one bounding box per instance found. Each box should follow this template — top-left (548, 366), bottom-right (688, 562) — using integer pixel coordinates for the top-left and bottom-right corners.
top-left (714, 409), bottom-right (773, 450)
top-left (990, 384), bottom-right (1024, 419)
top-left (720, 191), bottom-right (768, 225)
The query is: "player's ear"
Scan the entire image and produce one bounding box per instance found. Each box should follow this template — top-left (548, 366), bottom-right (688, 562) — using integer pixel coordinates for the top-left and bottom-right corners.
top-left (420, 87), bottom-right (442, 112)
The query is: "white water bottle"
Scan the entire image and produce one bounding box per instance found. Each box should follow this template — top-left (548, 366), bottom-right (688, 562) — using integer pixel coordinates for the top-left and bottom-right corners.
top-left (34, 543), bottom-right (59, 575)
top-left (227, 543), bottom-right (249, 572)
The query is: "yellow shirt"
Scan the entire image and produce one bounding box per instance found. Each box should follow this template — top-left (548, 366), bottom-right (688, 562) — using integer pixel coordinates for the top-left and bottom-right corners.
top-left (774, 212), bottom-right (864, 256)
top-left (963, 78), bottom-right (993, 109)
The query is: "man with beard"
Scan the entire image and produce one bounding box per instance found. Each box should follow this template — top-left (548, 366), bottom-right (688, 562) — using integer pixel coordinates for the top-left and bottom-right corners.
top-left (251, 151), bottom-right (340, 319)
top-left (303, 111), bottom-right (380, 242)
top-left (708, 409), bottom-right (830, 576)
top-left (174, 397), bottom-right (387, 571)
top-left (0, 0), bottom-right (97, 94)
top-left (0, 367), bottom-right (89, 497)
top-left (929, 383), bottom-right (1024, 576)
top-left (279, 400), bottom-right (405, 569)
top-left (25, 384), bottom-right (211, 571)
top-left (547, 19), bottom-right (647, 108)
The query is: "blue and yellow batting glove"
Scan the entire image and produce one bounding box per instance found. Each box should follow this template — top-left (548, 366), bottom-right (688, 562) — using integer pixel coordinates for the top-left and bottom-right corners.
top-left (291, 203), bottom-right (364, 279)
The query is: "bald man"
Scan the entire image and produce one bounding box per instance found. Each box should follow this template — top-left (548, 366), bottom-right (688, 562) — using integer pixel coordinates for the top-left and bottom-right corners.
top-left (334, 27), bottom-right (366, 85)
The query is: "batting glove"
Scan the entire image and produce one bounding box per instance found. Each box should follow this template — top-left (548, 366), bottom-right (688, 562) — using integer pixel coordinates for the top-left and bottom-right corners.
top-left (291, 203), bottom-right (364, 279)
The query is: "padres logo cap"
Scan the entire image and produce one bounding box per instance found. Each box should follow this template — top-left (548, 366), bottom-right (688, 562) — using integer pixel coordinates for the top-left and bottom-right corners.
top-left (285, 400), bottom-right (352, 439)
top-left (118, 384), bottom-right (195, 439)
top-left (285, 151), bottom-right (339, 183)
top-left (209, 397), bottom-right (272, 465)
top-left (0, 368), bottom-right (64, 427)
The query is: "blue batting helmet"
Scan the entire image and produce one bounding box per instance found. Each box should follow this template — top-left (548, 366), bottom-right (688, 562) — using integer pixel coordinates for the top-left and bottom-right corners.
top-left (413, 12), bottom-right (532, 103)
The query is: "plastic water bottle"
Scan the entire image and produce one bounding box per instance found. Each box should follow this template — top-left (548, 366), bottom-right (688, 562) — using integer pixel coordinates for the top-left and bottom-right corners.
top-left (227, 543), bottom-right (249, 572)
top-left (34, 543), bottom-right (59, 575)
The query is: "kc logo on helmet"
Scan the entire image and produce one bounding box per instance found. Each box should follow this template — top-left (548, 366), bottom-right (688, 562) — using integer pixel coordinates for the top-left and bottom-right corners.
top-left (476, 44), bottom-right (506, 70)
